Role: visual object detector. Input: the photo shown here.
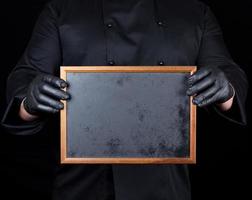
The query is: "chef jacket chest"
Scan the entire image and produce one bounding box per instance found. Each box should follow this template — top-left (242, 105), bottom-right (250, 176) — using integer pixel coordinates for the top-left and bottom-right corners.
top-left (58, 0), bottom-right (202, 66)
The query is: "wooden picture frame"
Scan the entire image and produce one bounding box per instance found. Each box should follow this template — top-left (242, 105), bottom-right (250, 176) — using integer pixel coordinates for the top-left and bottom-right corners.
top-left (60, 66), bottom-right (197, 164)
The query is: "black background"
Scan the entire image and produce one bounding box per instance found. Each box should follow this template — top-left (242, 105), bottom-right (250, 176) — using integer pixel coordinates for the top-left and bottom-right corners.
top-left (0, 0), bottom-right (251, 199)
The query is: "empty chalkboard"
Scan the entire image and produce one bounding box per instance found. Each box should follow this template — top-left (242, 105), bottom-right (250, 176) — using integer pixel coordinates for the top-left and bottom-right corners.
top-left (60, 66), bottom-right (196, 164)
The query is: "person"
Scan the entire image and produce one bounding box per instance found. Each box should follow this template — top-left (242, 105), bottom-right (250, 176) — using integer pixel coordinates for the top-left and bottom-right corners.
top-left (1, 0), bottom-right (248, 199)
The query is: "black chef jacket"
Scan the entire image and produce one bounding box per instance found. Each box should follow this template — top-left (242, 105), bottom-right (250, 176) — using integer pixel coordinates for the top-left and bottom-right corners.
top-left (1, 0), bottom-right (248, 200)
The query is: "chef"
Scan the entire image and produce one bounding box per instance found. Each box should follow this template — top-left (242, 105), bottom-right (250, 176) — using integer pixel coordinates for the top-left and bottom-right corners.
top-left (1, 0), bottom-right (248, 199)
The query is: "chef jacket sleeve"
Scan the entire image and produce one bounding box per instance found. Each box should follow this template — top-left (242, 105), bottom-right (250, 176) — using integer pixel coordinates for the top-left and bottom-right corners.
top-left (1, 0), bottom-right (62, 135)
top-left (196, 5), bottom-right (248, 125)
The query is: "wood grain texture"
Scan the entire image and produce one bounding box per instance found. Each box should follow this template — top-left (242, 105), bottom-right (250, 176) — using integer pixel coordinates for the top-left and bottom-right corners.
top-left (61, 66), bottom-right (196, 73)
top-left (60, 68), bottom-right (67, 163)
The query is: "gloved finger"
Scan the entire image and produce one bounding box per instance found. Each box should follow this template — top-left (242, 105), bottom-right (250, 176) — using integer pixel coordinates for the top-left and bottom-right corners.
top-left (36, 93), bottom-right (64, 110)
top-left (37, 103), bottom-right (60, 114)
top-left (43, 75), bottom-right (68, 89)
top-left (39, 84), bottom-right (70, 100)
top-left (197, 90), bottom-right (222, 107)
top-left (188, 68), bottom-right (211, 86)
top-left (192, 86), bottom-right (221, 105)
top-left (187, 76), bottom-right (215, 96)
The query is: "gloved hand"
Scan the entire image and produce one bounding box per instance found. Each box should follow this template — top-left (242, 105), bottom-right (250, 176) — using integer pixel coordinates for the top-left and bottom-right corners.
top-left (187, 66), bottom-right (234, 107)
top-left (23, 74), bottom-right (71, 115)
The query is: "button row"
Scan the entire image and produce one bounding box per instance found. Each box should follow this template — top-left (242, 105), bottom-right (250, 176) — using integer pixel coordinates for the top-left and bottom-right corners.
top-left (106, 20), bottom-right (164, 66)
top-left (107, 21), bottom-right (164, 28)
top-left (106, 61), bottom-right (165, 66)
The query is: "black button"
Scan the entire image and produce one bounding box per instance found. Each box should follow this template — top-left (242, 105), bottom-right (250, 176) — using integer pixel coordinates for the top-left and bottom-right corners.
top-left (158, 61), bottom-right (165, 66)
top-left (107, 23), bottom-right (113, 28)
top-left (108, 60), bottom-right (115, 65)
top-left (157, 21), bottom-right (163, 26)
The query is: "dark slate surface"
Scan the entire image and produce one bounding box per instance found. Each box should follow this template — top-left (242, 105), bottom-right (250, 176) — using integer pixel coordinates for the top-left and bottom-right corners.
top-left (66, 72), bottom-right (190, 158)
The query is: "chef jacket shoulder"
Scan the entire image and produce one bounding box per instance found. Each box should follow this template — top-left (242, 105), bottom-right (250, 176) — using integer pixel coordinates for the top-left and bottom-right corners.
top-left (154, 0), bottom-right (206, 28)
top-left (47, 0), bottom-right (209, 29)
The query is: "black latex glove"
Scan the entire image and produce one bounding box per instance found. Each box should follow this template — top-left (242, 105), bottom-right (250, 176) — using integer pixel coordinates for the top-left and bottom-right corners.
top-left (23, 74), bottom-right (71, 115)
top-left (187, 66), bottom-right (234, 107)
